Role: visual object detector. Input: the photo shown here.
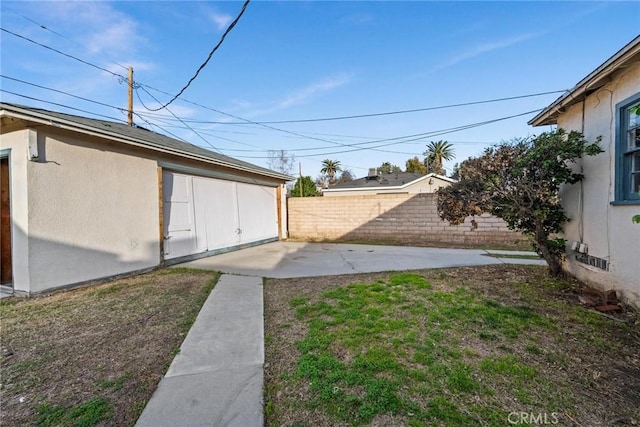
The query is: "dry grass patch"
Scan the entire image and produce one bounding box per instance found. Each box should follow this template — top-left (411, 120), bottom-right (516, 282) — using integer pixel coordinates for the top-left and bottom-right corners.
top-left (264, 265), bottom-right (640, 426)
top-left (0, 268), bottom-right (219, 427)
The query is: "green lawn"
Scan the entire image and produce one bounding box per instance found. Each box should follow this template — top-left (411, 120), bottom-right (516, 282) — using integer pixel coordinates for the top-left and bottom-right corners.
top-left (264, 265), bottom-right (640, 426)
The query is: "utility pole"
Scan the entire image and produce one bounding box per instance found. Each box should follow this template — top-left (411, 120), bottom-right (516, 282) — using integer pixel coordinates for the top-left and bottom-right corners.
top-left (298, 162), bottom-right (303, 197)
top-left (127, 67), bottom-right (134, 126)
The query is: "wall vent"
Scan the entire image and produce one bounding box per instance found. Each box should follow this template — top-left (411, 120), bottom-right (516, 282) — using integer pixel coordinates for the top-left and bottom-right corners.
top-left (575, 253), bottom-right (609, 271)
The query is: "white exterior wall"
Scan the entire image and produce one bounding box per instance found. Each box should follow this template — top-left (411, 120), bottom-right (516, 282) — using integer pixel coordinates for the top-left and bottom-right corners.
top-left (323, 175), bottom-right (452, 197)
top-left (279, 184), bottom-right (288, 239)
top-left (0, 129), bottom-right (31, 293)
top-left (556, 61), bottom-right (640, 305)
top-left (2, 128), bottom-right (160, 293)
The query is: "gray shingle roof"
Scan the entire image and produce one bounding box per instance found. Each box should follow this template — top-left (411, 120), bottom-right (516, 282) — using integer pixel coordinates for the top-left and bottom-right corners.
top-left (329, 172), bottom-right (425, 189)
top-left (0, 102), bottom-right (292, 181)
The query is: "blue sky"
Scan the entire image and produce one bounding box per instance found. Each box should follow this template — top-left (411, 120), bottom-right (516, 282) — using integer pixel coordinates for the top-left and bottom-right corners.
top-left (1, 1), bottom-right (639, 179)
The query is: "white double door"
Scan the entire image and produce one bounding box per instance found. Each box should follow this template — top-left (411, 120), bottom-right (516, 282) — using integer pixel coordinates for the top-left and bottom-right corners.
top-left (163, 171), bottom-right (278, 260)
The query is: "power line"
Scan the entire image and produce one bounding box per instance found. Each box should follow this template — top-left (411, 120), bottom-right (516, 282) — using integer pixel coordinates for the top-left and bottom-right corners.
top-left (2, 27), bottom-right (545, 162)
top-left (0, 88), bottom-right (241, 160)
top-left (136, 113), bottom-right (267, 149)
top-left (0, 89), bottom-right (128, 122)
top-left (194, 90), bottom-right (568, 124)
top-left (1, 72), bottom-right (538, 160)
top-left (21, 15), bottom-right (67, 39)
top-left (135, 86), bottom-right (223, 154)
top-left (1, 74), bottom-right (266, 151)
top-left (1, 74), bottom-right (128, 112)
top-left (3, 26), bottom-right (553, 156)
top-left (233, 108), bottom-right (542, 159)
top-left (0, 27), bottom-right (127, 80)
top-left (145, 0), bottom-right (251, 111)
top-left (130, 89), bottom-right (567, 125)
top-left (20, 15), bottom-right (130, 72)
top-left (138, 83), bottom-right (381, 152)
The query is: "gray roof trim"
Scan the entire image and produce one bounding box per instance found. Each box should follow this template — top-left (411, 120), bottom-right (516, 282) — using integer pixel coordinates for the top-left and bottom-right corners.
top-left (323, 173), bottom-right (455, 192)
top-left (529, 35), bottom-right (640, 127)
top-left (0, 103), bottom-right (293, 181)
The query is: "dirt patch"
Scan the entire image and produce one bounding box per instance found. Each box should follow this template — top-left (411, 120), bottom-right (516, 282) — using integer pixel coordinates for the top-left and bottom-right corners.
top-left (288, 237), bottom-right (534, 251)
top-left (0, 268), bottom-right (218, 427)
top-left (264, 265), bottom-right (640, 426)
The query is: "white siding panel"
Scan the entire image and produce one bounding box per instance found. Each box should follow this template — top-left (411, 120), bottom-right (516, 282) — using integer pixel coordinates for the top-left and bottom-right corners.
top-left (163, 171), bottom-right (278, 261)
top-left (236, 183), bottom-right (278, 243)
top-left (192, 177), bottom-right (239, 251)
top-left (163, 172), bottom-right (196, 259)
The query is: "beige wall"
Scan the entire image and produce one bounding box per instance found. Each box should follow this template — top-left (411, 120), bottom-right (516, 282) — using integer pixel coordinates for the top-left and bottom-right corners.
top-left (323, 175), bottom-right (451, 197)
top-left (288, 193), bottom-right (524, 246)
top-left (0, 129), bottom-right (30, 292)
top-left (1, 121), bottom-right (289, 294)
top-left (555, 60), bottom-right (640, 305)
top-left (1, 127), bottom-right (161, 293)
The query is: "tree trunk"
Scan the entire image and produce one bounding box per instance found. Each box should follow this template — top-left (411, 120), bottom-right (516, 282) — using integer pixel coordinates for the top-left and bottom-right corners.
top-left (534, 219), bottom-right (562, 276)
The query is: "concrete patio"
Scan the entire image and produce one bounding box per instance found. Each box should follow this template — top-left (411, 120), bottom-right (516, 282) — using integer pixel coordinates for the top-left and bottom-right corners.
top-left (137, 242), bottom-right (543, 426)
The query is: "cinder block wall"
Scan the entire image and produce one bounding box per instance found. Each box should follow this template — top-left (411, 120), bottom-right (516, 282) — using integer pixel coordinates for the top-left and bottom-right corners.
top-left (288, 193), bottom-right (524, 246)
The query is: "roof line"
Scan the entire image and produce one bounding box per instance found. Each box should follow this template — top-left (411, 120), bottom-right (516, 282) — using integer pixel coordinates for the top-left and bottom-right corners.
top-left (529, 35), bottom-right (640, 126)
top-left (0, 103), bottom-right (292, 181)
top-left (323, 173), bottom-right (455, 192)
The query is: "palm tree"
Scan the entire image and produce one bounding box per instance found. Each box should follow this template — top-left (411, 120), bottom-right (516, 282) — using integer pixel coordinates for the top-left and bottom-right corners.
top-left (424, 140), bottom-right (455, 175)
top-left (320, 159), bottom-right (342, 186)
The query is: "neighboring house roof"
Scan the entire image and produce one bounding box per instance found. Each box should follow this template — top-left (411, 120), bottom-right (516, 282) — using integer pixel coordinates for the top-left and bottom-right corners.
top-left (529, 35), bottom-right (640, 126)
top-left (323, 172), bottom-right (455, 192)
top-left (0, 103), bottom-right (293, 181)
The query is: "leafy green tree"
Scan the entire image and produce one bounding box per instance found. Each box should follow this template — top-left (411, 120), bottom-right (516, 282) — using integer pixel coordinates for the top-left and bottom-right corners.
top-left (437, 129), bottom-right (602, 276)
top-left (290, 176), bottom-right (318, 197)
top-left (378, 162), bottom-right (402, 174)
top-left (320, 159), bottom-right (342, 186)
top-left (405, 156), bottom-right (427, 175)
top-left (424, 140), bottom-right (455, 175)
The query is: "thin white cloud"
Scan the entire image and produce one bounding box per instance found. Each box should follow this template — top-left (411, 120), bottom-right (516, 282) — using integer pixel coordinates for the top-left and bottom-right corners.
top-left (275, 74), bottom-right (352, 110)
top-left (25, 2), bottom-right (148, 61)
top-left (210, 12), bottom-right (232, 31)
top-left (243, 74), bottom-right (353, 118)
top-left (433, 32), bottom-right (543, 72)
top-left (86, 20), bottom-right (139, 56)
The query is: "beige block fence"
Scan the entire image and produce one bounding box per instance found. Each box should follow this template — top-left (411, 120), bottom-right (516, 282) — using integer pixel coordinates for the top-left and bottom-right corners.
top-left (287, 193), bottom-right (525, 246)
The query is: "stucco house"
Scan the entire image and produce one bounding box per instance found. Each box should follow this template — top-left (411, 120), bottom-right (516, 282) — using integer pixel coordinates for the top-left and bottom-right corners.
top-left (529, 35), bottom-right (640, 306)
top-left (323, 172), bottom-right (454, 197)
top-left (0, 103), bottom-right (291, 295)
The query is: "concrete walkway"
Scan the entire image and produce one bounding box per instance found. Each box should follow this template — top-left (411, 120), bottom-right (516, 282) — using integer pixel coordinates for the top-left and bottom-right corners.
top-left (137, 242), bottom-right (544, 426)
top-left (136, 274), bottom-right (264, 427)
top-left (177, 241), bottom-right (545, 278)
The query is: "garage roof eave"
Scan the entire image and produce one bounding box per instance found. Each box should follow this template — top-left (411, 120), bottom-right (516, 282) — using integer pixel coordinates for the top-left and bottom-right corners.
top-left (529, 35), bottom-right (640, 127)
top-left (0, 103), bottom-right (293, 182)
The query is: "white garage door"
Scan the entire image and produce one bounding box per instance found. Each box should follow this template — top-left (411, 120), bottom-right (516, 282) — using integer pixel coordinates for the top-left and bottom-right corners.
top-left (163, 171), bottom-right (278, 260)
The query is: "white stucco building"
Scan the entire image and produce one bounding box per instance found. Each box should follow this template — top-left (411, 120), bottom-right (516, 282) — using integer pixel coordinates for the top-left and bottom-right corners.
top-left (0, 103), bottom-right (291, 295)
top-left (529, 36), bottom-right (640, 306)
top-left (323, 172), bottom-right (454, 197)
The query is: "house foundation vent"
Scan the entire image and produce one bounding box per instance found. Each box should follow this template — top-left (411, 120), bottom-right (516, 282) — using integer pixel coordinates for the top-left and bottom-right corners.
top-left (575, 253), bottom-right (609, 271)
